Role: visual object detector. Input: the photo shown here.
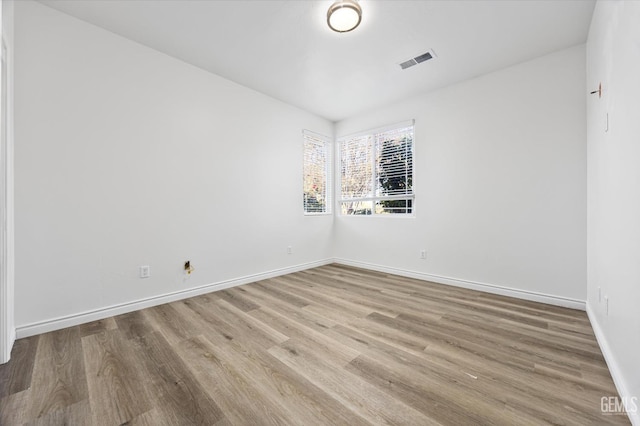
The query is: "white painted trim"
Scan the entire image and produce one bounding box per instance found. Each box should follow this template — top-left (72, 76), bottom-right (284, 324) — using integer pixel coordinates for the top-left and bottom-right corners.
top-left (15, 257), bottom-right (587, 338)
top-left (0, 329), bottom-right (14, 364)
top-left (0, 25), bottom-right (12, 365)
top-left (6, 326), bottom-right (14, 359)
top-left (0, 326), bottom-right (12, 364)
top-left (586, 303), bottom-right (638, 426)
top-left (16, 258), bottom-right (333, 338)
top-left (334, 258), bottom-right (586, 310)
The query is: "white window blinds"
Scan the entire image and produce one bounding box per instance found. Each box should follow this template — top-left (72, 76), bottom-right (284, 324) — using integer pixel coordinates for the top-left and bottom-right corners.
top-left (340, 121), bottom-right (414, 215)
top-left (303, 130), bottom-right (331, 214)
top-left (341, 134), bottom-right (373, 199)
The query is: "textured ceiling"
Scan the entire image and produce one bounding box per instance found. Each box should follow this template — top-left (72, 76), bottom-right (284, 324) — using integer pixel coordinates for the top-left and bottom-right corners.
top-left (38, 0), bottom-right (595, 122)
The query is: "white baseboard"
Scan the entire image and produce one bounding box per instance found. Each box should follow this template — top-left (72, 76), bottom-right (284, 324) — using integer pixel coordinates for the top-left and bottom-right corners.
top-left (586, 303), bottom-right (638, 426)
top-left (9, 327), bottom-right (15, 355)
top-left (16, 258), bottom-right (333, 339)
top-left (333, 258), bottom-right (586, 310)
top-left (14, 257), bottom-right (586, 338)
top-left (1, 327), bottom-right (15, 364)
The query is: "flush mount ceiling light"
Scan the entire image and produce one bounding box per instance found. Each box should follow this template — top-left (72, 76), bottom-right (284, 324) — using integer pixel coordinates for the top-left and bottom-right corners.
top-left (327, 0), bottom-right (362, 33)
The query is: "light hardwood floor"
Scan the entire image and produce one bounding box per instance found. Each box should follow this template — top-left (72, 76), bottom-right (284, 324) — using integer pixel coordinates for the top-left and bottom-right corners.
top-left (0, 264), bottom-right (630, 425)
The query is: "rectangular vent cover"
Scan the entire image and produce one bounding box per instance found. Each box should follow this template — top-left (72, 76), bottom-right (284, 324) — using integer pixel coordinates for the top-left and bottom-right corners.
top-left (399, 50), bottom-right (436, 70)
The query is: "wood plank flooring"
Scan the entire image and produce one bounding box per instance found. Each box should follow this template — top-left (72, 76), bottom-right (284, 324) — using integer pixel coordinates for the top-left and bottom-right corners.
top-left (0, 264), bottom-right (630, 425)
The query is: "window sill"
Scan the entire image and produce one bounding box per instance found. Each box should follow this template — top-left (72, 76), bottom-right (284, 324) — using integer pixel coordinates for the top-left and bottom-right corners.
top-left (338, 214), bottom-right (415, 219)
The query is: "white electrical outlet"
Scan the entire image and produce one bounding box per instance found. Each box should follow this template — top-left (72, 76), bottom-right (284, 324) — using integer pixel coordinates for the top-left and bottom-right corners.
top-left (139, 265), bottom-right (151, 278)
top-left (420, 250), bottom-right (426, 260)
top-left (287, 246), bottom-right (292, 255)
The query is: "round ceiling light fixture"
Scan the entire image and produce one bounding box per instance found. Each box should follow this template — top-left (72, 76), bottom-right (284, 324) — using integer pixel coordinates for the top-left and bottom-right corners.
top-left (327, 0), bottom-right (362, 33)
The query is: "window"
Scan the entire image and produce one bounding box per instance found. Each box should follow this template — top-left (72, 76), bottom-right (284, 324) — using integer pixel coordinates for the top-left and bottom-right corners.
top-left (303, 130), bottom-right (331, 214)
top-left (340, 121), bottom-right (414, 215)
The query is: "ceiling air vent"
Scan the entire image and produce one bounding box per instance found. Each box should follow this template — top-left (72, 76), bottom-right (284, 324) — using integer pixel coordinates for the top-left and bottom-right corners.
top-left (399, 49), bottom-right (436, 70)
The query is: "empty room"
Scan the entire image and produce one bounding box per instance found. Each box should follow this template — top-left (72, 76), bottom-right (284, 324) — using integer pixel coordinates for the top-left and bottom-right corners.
top-left (1, 0), bottom-right (639, 424)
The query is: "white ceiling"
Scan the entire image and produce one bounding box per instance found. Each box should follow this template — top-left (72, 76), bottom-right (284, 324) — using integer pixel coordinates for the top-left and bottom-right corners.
top-left (38, 0), bottom-right (595, 122)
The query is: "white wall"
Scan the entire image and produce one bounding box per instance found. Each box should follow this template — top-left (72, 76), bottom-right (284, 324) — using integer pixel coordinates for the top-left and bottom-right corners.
top-left (14, 1), bottom-right (333, 332)
top-left (334, 45), bottom-right (587, 305)
top-left (12, 1), bottom-right (592, 340)
top-left (587, 1), bottom-right (640, 423)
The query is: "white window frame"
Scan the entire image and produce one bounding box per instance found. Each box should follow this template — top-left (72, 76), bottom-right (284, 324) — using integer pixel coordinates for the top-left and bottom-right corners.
top-left (303, 130), bottom-right (332, 215)
top-left (338, 120), bottom-right (415, 217)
